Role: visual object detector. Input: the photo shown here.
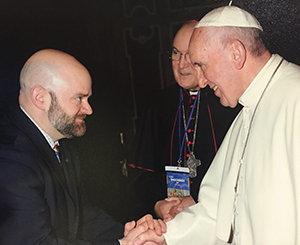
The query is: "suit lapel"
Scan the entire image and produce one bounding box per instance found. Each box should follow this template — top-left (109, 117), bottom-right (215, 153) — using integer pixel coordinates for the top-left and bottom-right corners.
top-left (10, 107), bottom-right (74, 199)
top-left (59, 144), bottom-right (79, 204)
top-left (59, 141), bottom-right (81, 237)
top-left (8, 107), bottom-right (80, 238)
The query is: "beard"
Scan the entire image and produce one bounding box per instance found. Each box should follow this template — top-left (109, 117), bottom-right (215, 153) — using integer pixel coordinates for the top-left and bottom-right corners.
top-left (48, 92), bottom-right (87, 139)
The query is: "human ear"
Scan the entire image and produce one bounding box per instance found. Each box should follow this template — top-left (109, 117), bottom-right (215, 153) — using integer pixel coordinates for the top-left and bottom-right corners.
top-left (230, 40), bottom-right (246, 70)
top-left (30, 85), bottom-right (50, 110)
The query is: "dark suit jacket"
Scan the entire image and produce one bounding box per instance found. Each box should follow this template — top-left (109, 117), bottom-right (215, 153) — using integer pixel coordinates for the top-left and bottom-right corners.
top-left (0, 106), bottom-right (123, 244)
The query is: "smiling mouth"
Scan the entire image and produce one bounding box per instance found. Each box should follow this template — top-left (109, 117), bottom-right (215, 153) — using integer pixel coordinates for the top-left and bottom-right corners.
top-left (179, 72), bottom-right (191, 76)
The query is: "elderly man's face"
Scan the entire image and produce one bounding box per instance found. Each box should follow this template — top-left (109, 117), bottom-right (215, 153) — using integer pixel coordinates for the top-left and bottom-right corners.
top-left (171, 23), bottom-right (208, 91)
top-left (189, 27), bottom-right (239, 108)
top-left (172, 22), bottom-right (209, 91)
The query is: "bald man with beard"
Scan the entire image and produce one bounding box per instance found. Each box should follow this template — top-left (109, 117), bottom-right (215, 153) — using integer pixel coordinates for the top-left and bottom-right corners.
top-left (0, 49), bottom-right (165, 245)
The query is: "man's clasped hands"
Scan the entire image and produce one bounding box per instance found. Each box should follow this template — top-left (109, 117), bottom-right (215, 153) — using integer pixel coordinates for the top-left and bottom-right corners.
top-left (121, 196), bottom-right (196, 245)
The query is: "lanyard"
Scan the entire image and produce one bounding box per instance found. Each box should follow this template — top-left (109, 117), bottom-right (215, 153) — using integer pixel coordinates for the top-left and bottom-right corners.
top-left (178, 88), bottom-right (200, 165)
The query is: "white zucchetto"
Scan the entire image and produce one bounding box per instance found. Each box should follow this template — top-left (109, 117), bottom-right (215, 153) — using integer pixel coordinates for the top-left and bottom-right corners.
top-left (195, 6), bottom-right (263, 31)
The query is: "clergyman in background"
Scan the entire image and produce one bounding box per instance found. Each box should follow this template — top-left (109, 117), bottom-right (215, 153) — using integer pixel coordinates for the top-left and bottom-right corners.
top-left (129, 20), bottom-right (241, 221)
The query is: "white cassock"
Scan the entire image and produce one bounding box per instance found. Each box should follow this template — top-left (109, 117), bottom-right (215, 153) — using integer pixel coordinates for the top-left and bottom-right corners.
top-left (164, 54), bottom-right (300, 245)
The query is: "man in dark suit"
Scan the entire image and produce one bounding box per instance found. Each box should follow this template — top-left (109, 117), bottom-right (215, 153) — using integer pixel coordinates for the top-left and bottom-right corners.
top-left (0, 49), bottom-right (164, 244)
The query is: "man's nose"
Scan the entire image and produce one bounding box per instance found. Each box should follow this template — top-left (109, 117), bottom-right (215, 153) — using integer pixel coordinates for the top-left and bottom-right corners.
top-left (196, 67), bottom-right (208, 88)
top-left (198, 76), bottom-right (208, 88)
top-left (82, 100), bottom-right (93, 115)
top-left (178, 54), bottom-right (190, 68)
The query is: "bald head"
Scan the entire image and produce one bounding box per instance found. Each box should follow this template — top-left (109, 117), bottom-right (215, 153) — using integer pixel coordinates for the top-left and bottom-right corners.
top-left (20, 49), bottom-right (89, 94)
top-left (173, 21), bottom-right (197, 47)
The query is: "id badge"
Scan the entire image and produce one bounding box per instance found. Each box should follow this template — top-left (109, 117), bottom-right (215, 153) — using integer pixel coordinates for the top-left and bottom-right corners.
top-left (165, 166), bottom-right (190, 198)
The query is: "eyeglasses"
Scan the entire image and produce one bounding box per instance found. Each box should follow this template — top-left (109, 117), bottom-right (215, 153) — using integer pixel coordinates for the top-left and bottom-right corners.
top-left (169, 46), bottom-right (190, 62)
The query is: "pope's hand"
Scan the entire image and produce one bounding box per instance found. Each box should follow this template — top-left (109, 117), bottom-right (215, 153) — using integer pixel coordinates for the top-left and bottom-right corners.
top-left (154, 196), bottom-right (196, 222)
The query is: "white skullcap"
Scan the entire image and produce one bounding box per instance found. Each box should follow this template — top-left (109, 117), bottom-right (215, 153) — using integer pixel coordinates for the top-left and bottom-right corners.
top-left (195, 6), bottom-right (263, 31)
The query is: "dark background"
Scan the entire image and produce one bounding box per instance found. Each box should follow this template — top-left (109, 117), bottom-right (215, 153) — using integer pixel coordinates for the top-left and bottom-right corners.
top-left (1, 0), bottom-right (300, 224)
